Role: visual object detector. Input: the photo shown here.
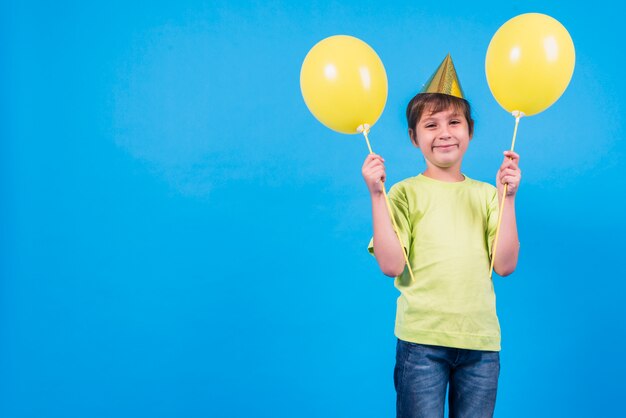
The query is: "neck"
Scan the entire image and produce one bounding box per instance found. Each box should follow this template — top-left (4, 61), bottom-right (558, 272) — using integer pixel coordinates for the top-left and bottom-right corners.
top-left (423, 164), bottom-right (464, 182)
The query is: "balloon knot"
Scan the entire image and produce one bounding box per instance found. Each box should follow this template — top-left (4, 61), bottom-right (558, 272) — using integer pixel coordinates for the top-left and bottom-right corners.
top-left (357, 124), bottom-right (371, 134)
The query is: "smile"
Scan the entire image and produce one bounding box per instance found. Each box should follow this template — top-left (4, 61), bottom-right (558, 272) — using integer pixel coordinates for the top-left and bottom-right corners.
top-left (433, 144), bottom-right (458, 150)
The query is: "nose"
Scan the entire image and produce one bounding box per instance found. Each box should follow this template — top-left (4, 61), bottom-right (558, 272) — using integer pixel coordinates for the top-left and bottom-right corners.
top-left (438, 126), bottom-right (452, 139)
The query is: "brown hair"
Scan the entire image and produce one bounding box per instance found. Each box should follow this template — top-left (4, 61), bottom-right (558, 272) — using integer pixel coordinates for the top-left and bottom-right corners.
top-left (406, 93), bottom-right (474, 141)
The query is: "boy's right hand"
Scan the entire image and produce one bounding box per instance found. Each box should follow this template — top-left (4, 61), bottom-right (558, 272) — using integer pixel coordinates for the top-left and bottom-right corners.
top-left (362, 154), bottom-right (386, 195)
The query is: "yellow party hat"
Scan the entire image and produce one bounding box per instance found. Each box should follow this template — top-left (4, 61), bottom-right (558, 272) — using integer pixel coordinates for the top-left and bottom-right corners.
top-left (420, 54), bottom-right (465, 99)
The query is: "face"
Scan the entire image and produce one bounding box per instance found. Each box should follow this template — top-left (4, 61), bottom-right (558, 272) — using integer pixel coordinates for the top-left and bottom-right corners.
top-left (409, 106), bottom-right (472, 171)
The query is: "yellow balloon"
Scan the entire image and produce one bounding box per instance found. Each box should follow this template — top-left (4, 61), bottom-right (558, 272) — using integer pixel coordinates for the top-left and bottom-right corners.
top-left (300, 35), bottom-right (388, 134)
top-left (485, 13), bottom-right (575, 116)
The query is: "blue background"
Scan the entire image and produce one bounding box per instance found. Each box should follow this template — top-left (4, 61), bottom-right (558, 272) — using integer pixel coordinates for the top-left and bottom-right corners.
top-left (2, 1), bottom-right (625, 417)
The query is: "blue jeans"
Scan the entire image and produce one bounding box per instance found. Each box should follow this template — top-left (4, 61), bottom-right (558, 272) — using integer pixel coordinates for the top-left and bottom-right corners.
top-left (394, 339), bottom-right (500, 418)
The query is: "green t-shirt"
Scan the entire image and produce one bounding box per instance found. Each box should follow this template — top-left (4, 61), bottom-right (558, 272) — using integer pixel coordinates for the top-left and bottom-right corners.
top-left (368, 174), bottom-right (501, 351)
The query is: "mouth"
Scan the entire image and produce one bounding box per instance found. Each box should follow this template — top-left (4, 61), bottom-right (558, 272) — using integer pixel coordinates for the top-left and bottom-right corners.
top-left (432, 144), bottom-right (458, 151)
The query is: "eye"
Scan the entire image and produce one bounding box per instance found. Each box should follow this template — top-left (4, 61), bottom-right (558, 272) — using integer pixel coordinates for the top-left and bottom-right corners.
top-left (425, 123), bottom-right (436, 128)
top-left (450, 120), bottom-right (461, 125)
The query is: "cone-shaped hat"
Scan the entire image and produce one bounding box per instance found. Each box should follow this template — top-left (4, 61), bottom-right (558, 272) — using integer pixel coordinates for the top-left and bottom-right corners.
top-left (420, 54), bottom-right (465, 99)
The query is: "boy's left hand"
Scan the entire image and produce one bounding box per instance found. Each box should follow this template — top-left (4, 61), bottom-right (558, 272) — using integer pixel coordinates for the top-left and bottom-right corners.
top-left (496, 151), bottom-right (522, 198)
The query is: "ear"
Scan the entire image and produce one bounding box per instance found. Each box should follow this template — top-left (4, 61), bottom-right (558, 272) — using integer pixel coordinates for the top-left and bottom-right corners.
top-left (408, 128), bottom-right (419, 147)
top-left (468, 120), bottom-right (474, 141)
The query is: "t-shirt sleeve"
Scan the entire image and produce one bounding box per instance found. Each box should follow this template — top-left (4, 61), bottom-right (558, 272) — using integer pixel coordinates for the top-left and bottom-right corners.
top-left (367, 184), bottom-right (412, 257)
top-left (486, 186), bottom-right (499, 258)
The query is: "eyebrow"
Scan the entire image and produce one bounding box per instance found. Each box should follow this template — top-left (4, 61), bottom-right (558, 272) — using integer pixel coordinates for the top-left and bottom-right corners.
top-left (421, 112), bottom-right (462, 122)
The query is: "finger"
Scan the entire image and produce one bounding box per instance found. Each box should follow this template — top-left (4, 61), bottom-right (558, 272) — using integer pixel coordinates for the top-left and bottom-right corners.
top-left (503, 150), bottom-right (520, 159)
top-left (366, 167), bottom-right (385, 181)
top-left (363, 156), bottom-right (384, 169)
top-left (500, 170), bottom-right (520, 180)
top-left (503, 150), bottom-right (520, 162)
top-left (365, 154), bottom-right (385, 163)
top-left (500, 168), bottom-right (520, 178)
top-left (366, 165), bottom-right (385, 175)
top-left (500, 160), bottom-right (519, 172)
top-left (501, 175), bottom-right (520, 186)
top-left (366, 162), bottom-right (386, 175)
top-left (502, 183), bottom-right (517, 194)
top-left (363, 160), bottom-right (385, 174)
top-left (501, 155), bottom-right (519, 166)
top-left (371, 169), bottom-right (386, 184)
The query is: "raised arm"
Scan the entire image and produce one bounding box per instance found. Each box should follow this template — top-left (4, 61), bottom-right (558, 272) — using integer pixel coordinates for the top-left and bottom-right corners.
top-left (493, 151), bottom-right (521, 276)
top-left (362, 154), bottom-right (406, 277)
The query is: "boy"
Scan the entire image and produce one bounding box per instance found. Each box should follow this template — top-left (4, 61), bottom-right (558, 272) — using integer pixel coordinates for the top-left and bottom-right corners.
top-left (363, 56), bottom-right (521, 418)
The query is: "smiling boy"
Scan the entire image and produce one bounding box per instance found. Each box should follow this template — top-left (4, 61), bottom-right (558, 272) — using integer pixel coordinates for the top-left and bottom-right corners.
top-left (363, 56), bottom-right (521, 418)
